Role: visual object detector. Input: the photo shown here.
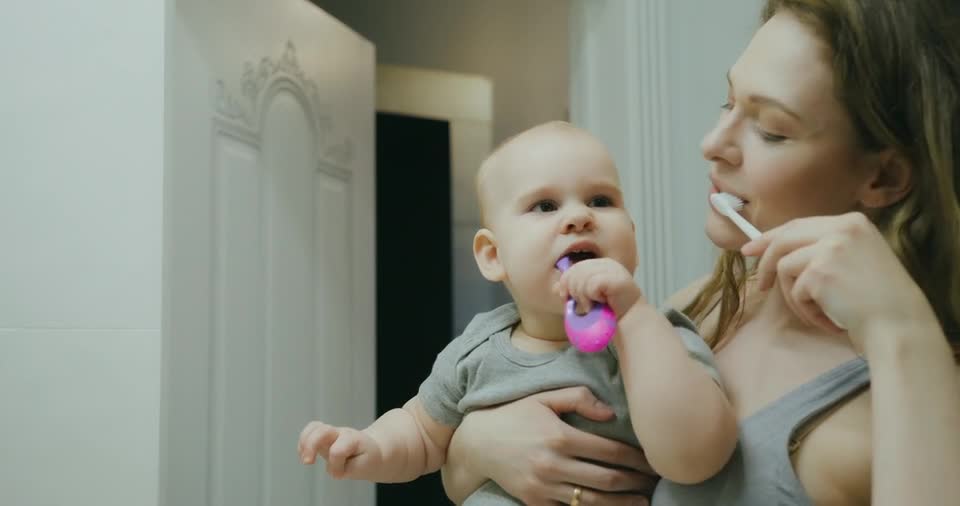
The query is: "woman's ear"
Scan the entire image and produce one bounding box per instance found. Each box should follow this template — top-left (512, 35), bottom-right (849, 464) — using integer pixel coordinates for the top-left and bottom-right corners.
top-left (859, 149), bottom-right (912, 208)
top-left (473, 228), bottom-right (506, 282)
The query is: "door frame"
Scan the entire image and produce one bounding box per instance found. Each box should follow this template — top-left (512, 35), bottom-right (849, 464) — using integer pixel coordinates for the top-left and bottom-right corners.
top-left (375, 65), bottom-right (498, 335)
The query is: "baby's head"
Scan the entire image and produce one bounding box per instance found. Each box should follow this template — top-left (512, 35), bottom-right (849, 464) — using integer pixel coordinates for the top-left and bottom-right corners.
top-left (473, 121), bottom-right (638, 315)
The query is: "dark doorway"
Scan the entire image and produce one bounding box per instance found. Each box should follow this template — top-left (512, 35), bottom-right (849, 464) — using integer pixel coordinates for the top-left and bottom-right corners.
top-left (376, 112), bottom-right (453, 505)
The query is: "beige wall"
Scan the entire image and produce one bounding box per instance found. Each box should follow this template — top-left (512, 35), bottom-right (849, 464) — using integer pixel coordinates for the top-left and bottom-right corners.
top-left (313, 0), bottom-right (570, 144)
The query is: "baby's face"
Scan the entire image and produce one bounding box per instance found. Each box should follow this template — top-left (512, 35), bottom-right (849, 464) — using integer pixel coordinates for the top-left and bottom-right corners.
top-left (482, 129), bottom-right (637, 314)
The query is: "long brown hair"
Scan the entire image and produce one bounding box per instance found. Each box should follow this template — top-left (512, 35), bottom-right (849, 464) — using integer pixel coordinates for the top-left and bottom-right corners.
top-left (686, 0), bottom-right (960, 350)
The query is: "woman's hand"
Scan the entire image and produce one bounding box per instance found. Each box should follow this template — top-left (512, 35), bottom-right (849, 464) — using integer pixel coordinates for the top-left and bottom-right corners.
top-left (741, 212), bottom-right (940, 351)
top-left (443, 386), bottom-right (658, 506)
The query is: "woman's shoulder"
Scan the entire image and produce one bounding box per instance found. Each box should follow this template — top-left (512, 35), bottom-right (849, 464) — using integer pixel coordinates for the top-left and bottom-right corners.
top-left (662, 274), bottom-right (712, 312)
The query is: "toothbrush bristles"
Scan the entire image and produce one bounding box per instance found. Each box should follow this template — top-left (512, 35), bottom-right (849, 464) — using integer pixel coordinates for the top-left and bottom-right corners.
top-left (710, 192), bottom-right (761, 240)
top-left (714, 192), bottom-right (744, 211)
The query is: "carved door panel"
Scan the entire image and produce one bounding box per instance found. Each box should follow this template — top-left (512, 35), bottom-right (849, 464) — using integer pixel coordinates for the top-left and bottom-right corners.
top-left (162, 2), bottom-right (375, 505)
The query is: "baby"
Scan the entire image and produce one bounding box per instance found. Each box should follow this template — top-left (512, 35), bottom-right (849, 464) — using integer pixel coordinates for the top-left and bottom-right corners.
top-left (298, 121), bottom-right (737, 504)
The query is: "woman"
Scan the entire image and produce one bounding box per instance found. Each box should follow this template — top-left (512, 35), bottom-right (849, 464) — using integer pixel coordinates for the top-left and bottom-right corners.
top-left (441, 0), bottom-right (960, 504)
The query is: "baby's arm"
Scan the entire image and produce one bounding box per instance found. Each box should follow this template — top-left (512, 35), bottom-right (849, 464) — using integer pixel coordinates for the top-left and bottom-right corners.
top-left (557, 259), bottom-right (737, 484)
top-left (615, 303), bottom-right (737, 484)
top-left (298, 396), bottom-right (454, 483)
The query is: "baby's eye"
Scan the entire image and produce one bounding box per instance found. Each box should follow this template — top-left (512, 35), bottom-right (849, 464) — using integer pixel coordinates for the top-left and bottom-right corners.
top-left (588, 195), bottom-right (614, 208)
top-left (529, 200), bottom-right (558, 213)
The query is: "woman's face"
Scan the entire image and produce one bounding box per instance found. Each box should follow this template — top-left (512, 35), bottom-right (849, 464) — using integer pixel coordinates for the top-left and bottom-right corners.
top-left (702, 11), bottom-right (875, 250)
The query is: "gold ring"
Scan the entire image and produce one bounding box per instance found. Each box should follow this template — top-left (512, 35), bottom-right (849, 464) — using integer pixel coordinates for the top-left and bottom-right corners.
top-left (570, 486), bottom-right (582, 506)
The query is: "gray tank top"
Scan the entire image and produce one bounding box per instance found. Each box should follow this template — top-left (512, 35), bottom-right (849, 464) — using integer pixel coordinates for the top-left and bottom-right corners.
top-left (652, 357), bottom-right (870, 506)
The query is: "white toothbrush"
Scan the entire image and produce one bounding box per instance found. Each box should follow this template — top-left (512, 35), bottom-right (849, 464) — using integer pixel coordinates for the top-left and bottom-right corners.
top-left (710, 192), bottom-right (761, 240)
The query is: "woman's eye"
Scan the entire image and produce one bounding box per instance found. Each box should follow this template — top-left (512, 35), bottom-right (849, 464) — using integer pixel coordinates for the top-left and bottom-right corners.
top-left (758, 129), bottom-right (787, 143)
top-left (529, 200), bottom-right (558, 213)
top-left (720, 101), bottom-right (733, 111)
top-left (588, 195), bottom-right (614, 208)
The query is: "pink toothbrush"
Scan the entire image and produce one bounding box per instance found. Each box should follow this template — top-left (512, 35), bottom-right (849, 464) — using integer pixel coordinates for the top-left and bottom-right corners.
top-left (555, 256), bottom-right (618, 352)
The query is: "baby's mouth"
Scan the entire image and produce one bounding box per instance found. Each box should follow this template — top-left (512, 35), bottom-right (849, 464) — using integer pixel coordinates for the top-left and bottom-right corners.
top-left (556, 250), bottom-right (598, 271)
top-left (566, 251), bottom-right (597, 264)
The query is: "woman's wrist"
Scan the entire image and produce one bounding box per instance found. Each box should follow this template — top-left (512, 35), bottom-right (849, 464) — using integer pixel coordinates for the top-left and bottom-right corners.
top-left (449, 417), bottom-right (483, 474)
top-left (442, 416), bottom-right (491, 503)
top-left (860, 314), bottom-right (952, 371)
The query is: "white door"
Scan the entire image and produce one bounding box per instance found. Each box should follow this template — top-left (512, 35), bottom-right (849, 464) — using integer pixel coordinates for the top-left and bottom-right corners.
top-left (162, 2), bottom-right (376, 506)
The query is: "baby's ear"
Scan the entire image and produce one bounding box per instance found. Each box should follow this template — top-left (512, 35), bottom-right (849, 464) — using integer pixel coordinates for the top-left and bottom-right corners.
top-left (473, 228), bottom-right (505, 282)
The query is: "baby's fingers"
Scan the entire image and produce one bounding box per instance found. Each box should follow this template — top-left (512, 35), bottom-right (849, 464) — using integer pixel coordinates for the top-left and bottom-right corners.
top-left (573, 297), bottom-right (593, 316)
top-left (299, 420), bottom-right (326, 453)
top-left (299, 422), bottom-right (339, 464)
top-left (562, 269), bottom-right (590, 300)
top-left (327, 431), bottom-right (362, 479)
top-left (557, 274), bottom-right (591, 313)
top-left (584, 272), bottom-right (612, 301)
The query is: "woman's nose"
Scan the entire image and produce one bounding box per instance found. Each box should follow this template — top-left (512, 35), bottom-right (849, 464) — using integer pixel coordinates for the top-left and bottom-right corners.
top-left (701, 114), bottom-right (742, 168)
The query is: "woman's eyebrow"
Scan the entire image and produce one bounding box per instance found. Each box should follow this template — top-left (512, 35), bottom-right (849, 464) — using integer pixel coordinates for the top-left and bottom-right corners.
top-left (727, 70), bottom-right (805, 124)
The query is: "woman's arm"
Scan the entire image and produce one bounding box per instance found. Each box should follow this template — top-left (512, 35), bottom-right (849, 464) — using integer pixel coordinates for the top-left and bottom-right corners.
top-left (864, 318), bottom-right (960, 506)
top-left (742, 213), bottom-right (960, 505)
top-left (441, 387), bottom-right (659, 506)
top-left (662, 274), bottom-right (711, 312)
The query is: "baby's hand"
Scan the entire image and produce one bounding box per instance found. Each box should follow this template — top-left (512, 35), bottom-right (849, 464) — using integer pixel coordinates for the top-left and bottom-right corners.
top-left (298, 421), bottom-right (382, 480)
top-left (555, 257), bottom-right (644, 318)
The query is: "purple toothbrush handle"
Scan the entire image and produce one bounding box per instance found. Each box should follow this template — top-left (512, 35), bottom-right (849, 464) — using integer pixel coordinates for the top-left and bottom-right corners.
top-left (556, 256), bottom-right (618, 352)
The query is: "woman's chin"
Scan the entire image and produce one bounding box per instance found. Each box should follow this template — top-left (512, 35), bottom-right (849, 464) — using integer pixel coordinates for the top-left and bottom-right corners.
top-left (705, 215), bottom-right (751, 252)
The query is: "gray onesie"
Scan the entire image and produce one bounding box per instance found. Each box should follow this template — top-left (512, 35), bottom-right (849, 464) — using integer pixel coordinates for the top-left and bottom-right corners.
top-left (417, 303), bottom-right (720, 505)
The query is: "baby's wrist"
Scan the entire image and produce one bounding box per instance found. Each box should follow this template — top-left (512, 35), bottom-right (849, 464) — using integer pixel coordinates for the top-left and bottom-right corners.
top-left (612, 300), bottom-right (658, 352)
top-left (611, 283), bottom-right (645, 317)
top-left (616, 296), bottom-right (656, 326)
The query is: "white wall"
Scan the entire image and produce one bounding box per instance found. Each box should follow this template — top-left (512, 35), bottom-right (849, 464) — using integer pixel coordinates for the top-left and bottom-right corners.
top-left (314, 0), bottom-right (570, 145)
top-left (0, 1), bottom-right (166, 505)
top-left (664, 0), bottom-right (764, 291)
top-left (570, 0), bottom-right (762, 304)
